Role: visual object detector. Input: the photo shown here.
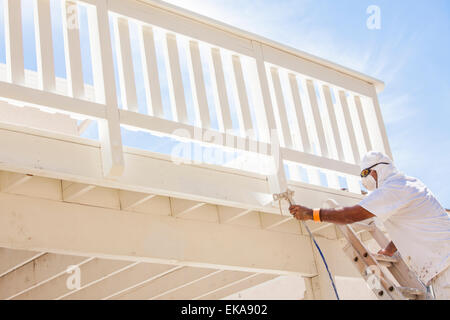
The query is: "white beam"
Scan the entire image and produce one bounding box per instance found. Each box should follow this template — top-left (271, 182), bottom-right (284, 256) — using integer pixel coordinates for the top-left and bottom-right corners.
top-left (218, 206), bottom-right (253, 224)
top-left (0, 172), bottom-right (33, 193)
top-left (4, 0), bottom-right (24, 85)
top-left (119, 190), bottom-right (156, 211)
top-left (0, 248), bottom-right (45, 278)
top-left (0, 192), bottom-right (317, 276)
top-left (62, 182), bottom-right (96, 202)
top-left (171, 198), bottom-right (207, 217)
top-left (0, 253), bottom-right (92, 300)
top-left (192, 272), bottom-right (257, 300)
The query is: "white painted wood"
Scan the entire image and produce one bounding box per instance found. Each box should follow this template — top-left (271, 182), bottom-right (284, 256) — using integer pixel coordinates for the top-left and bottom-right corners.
top-left (305, 79), bottom-right (329, 157)
top-left (354, 95), bottom-right (373, 152)
top-left (107, 0), bottom-right (254, 57)
top-left (14, 258), bottom-right (134, 300)
top-left (250, 41), bottom-right (277, 142)
top-left (218, 206), bottom-right (253, 224)
top-left (87, 0), bottom-right (125, 177)
top-left (62, 1), bottom-right (85, 99)
top-left (288, 74), bottom-right (311, 153)
top-left (164, 33), bottom-right (188, 124)
top-left (0, 253), bottom-right (93, 300)
top-left (270, 67), bottom-right (293, 148)
top-left (0, 249), bottom-right (45, 279)
top-left (187, 40), bottom-right (211, 129)
top-left (210, 47), bottom-right (232, 132)
top-left (0, 172), bottom-right (33, 193)
top-left (150, 269), bottom-right (224, 300)
top-left (62, 182), bottom-right (96, 202)
top-left (140, 25), bottom-right (164, 118)
top-left (231, 54), bottom-right (254, 137)
top-left (113, 17), bottom-right (139, 113)
top-left (34, 0), bottom-right (56, 92)
top-left (199, 273), bottom-right (278, 300)
top-left (0, 192), bottom-right (317, 275)
top-left (368, 86), bottom-right (393, 159)
top-left (322, 85), bottom-right (344, 161)
top-left (338, 90), bottom-right (361, 164)
top-left (119, 190), bottom-right (156, 211)
top-left (171, 198), bottom-right (207, 217)
top-left (4, 0), bottom-right (24, 85)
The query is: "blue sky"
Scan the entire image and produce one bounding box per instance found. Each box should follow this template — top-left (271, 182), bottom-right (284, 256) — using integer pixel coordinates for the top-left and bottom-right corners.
top-left (1, 0), bottom-right (448, 207)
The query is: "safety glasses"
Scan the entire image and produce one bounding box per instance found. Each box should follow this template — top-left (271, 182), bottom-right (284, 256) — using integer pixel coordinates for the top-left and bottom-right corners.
top-left (360, 162), bottom-right (390, 178)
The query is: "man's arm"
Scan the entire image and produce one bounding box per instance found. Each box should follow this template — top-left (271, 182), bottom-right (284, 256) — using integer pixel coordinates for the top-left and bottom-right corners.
top-left (378, 241), bottom-right (398, 257)
top-left (289, 204), bottom-right (375, 224)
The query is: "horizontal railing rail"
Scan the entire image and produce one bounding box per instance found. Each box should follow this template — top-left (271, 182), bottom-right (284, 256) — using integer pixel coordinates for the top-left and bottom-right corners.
top-left (0, 0), bottom-right (392, 195)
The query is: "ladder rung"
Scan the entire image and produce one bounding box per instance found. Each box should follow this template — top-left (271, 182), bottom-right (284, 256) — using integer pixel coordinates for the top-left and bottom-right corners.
top-left (396, 286), bottom-right (425, 298)
top-left (351, 222), bottom-right (376, 231)
top-left (373, 253), bottom-right (400, 263)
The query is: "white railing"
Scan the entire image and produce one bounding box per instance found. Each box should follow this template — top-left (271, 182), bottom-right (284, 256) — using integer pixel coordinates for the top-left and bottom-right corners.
top-left (0, 0), bottom-right (392, 195)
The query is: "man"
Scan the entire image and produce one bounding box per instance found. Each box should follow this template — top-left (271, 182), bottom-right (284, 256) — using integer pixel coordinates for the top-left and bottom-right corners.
top-left (289, 151), bottom-right (450, 299)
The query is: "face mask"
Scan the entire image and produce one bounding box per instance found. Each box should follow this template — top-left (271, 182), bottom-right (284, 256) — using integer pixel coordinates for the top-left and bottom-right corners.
top-left (362, 175), bottom-right (377, 191)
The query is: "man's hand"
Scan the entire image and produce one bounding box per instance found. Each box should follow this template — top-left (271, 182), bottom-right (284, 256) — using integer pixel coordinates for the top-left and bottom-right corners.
top-left (377, 241), bottom-right (398, 257)
top-left (289, 205), bottom-right (312, 221)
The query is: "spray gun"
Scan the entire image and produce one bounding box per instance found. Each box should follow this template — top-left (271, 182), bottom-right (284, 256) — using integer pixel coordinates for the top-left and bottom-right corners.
top-left (272, 189), bottom-right (341, 300)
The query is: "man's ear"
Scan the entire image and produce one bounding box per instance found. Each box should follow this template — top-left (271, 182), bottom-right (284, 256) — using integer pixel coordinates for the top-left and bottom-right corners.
top-left (372, 170), bottom-right (378, 186)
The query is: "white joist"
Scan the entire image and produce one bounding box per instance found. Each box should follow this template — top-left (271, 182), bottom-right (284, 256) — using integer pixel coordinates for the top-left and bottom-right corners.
top-left (231, 54), bottom-right (254, 137)
top-left (0, 253), bottom-right (93, 300)
top-left (65, 263), bottom-right (179, 300)
top-left (113, 17), bottom-right (139, 113)
top-left (34, 0), bottom-right (56, 92)
top-left (262, 216), bottom-right (293, 230)
top-left (192, 272), bottom-right (257, 300)
top-left (288, 73), bottom-right (311, 153)
top-left (270, 67), bottom-right (293, 148)
top-left (354, 95), bottom-right (373, 152)
top-left (165, 33), bottom-right (188, 124)
top-left (250, 41), bottom-right (277, 142)
top-left (15, 258), bottom-right (135, 300)
top-left (155, 269), bottom-right (255, 300)
top-left (338, 90), bottom-right (360, 164)
top-left (171, 198), bottom-right (207, 217)
top-left (197, 273), bottom-right (278, 300)
top-left (368, 86), bottom-right (393, 159)
top-left (4, 0), bottom-right (24, 85)
top-left (62, 1), bottom-right (85, 99)
top-left (119, 190), bottom-right (156, 211)
top-left (305, 79), bottom-right (329, 158)
top-left (140, 25), bottom-right (164, 118)
top-left (62, 182), bottom-right (96, 202)
top-left (0, 172), bottom-right (33, 193)
top-left (218, 206), bottom-right (253, 224)
top-left (87, 0), bottom-right (125, 177)
top-left (322, 85), bottom-right (344, 161)
top-left (0, 192), bottom-right (317, 276)
top-left (210, 48), bottom-right (233, 132)
top-left (0, 248), bottom-right (45, 279)
top-left (117, 267), bottom-right (218, 300)
top-left (187, 40), bottom-right (211, 129)
top-left (150, 269), bottom-right (224, 300)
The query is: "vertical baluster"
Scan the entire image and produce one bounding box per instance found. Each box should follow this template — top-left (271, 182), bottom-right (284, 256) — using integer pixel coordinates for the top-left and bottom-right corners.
top-left (140, 25), bottom-right (164, 118)
top-left (338, 90), bottom-right (360, 164)
top-left (288, 74), bottom-right (311, 154)
top-left (187, 40), bottom-right (210, 129)
top-left (368, 87), bottom-right (393, 159)
top-left (34, 0), bottom-right (55, 92)
top-left (354, 95), bottom-right (373, 152)
top-left (164, 33), bottom-right (188, 124)
top-left (210, 47), bottom-right (232, 132)
top-left (305, 79), bottom-right (329, 157)
top-left (62, 1), bottom-right (84, 99)
top-left (322, 85), bottom-right (344, 161)
top-left (270, 67), bottom-right (293, 149)
top-left (250, 41), bottom-right (277, 143)
top-left (5, 0), bottom-right (24, 84)
top-left (113, 17), bottom-right (138, 112)
top-left (87, 0), bottom-right (124, 177)
top-left (231, 54), bottom-right (253, 137)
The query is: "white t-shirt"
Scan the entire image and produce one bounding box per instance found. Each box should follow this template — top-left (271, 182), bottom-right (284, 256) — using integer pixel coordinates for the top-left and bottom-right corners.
top-left (359, 172), bottom-right (450, 285)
